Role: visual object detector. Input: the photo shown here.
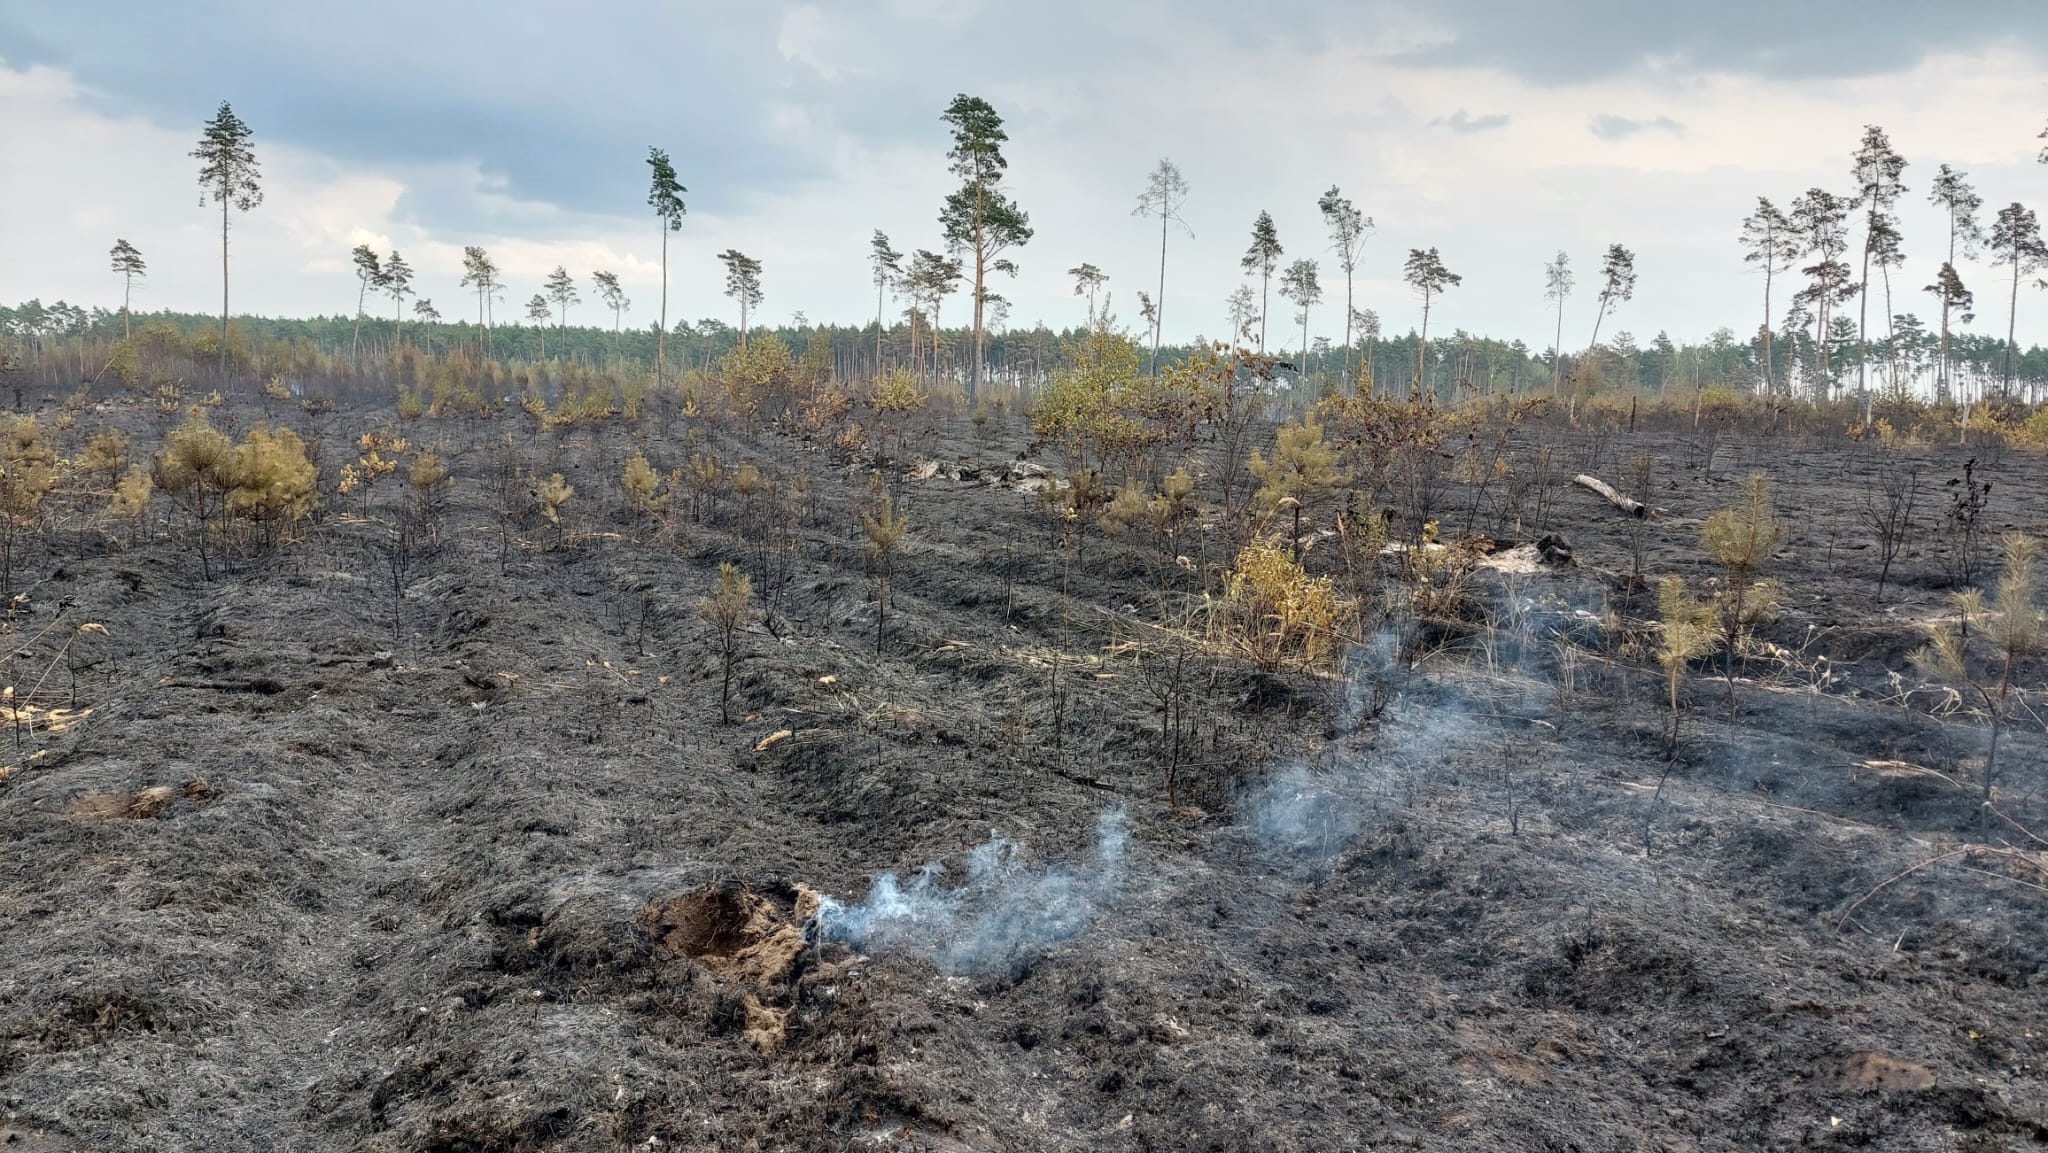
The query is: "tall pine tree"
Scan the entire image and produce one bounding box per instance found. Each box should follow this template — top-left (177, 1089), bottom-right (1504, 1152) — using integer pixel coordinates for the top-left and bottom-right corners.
top-left (1133, 159), bottom-right (1192, 375)
top-left (1851, 125), bottom-right (1908, 397)
top-left (191, 102), bottom-right (261, 377)
top-left (938, 95), bottom-right (1031, 400)
top-left (1739, 199), bottom-right (1799, 393)
top-left (1402, 248), bottom-right (1460, 396)
top-left (1988, 203), bottom-right (2047, 393)
top-left (1928, 166), bottom-right (1985, 402)
top-left (647, 147), bottom-right (688, 388)
top-left (1241, 212), bottom-right (1283, 354)
top-left (1317, 186), bottom-right (1372, 387)
top-left (108, 239), bottom-right (146, 339)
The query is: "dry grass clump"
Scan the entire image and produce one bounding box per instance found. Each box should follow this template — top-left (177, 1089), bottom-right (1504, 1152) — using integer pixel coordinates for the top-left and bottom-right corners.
top-left (1209, 537), bottom-right (1356, 672)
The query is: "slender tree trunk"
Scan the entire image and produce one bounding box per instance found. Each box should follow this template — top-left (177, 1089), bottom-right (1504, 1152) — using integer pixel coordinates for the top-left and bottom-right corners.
top-left (1760, 263), bottom-right (1774, 394)
top-left (123, 274), bottom-right (132, 340)
top-left (1341, 265), bottom-right (1354, 390)
top-left (969, 180), bottom-right (989, 402)
top-left (1416, 291), bottom-right (1431, 396)
top-left (1938, 299), bottom-right (1952, 402)
top-left (1552, 297), bottom-right (1565, 396)
top-left (2006, 259), bottom-right (2021, 394)
top-left (1857, 219), bottom-right (1874, 397)
top-left (219, 197), bottom-right (230, 378)
top-left (657, 225), bottom-right (669, 389)
top-left (719, 641), bottom-right (733, 724)
top-left (1815, 298), bottom-right (1828, 401)
top-left (1153, 213), bottom-right (1168, 377)
top-left (875, 281), bottom-right (885, 373)
top-left (1258, 270), bottom-right (1270, 354)
top-left (1881, 264), bottom-right (1896, 391)
top-left (352, 279), bottom-right (366, 361)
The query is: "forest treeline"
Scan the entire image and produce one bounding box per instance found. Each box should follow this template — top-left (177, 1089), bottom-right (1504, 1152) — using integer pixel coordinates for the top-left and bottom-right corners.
top-left (5, 298), bottom-right (2048, 404)
top-left (7, 97), bottom-right (2048, 408)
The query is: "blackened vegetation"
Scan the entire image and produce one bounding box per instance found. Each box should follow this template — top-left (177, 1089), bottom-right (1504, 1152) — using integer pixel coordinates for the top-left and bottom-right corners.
top-left (0, 393), bottom-right (2041, 1153)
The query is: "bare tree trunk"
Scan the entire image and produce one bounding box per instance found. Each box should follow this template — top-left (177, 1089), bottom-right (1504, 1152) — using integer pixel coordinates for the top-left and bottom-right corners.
top-left (1857, 222), bottom-right (1873, 397)
top-left (1814, 299), bottom-right (1828, 402)
top-left (1341, 265), bottom-right (1354, 389)
top-left (1416, 291), bottom-right (1431, 397)
top-left (657, 226), bottom-right (669, 389)
top-left (969, 183), bottom-right (987, 403)
top-left (1938, 299), bottom-right (1952, 402)
top-left (220, 198), bottom-right (230, 378)
top-left (352, 279), bottom-right (366, 361)
top-left (1153, 212), bottom-right (1168, 377)
top-left (2006, 261), bottom-right (2021, 393)
top-left (1552, 297), bottom-right (1565, 396)
top-left (1881, 264), bottom-right (1896, 391)
top-left (1760, 264), bottom-right (1773, 394)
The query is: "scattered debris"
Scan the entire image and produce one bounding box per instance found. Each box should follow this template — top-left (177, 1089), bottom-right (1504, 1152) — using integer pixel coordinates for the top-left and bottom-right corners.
top-left (1573, 473), bottom-right (1656, 519)
top-left (68, 779), bottom-right (212, 820)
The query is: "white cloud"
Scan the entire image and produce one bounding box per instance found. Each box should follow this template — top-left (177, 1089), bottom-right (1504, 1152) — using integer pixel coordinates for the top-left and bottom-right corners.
top-left (5, 33), bottom-right (2048, 355)
top-left (777, 5), bottom-right (851, 81)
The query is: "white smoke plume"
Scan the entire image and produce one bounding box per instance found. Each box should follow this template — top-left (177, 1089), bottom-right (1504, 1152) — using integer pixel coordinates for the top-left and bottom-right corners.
top-left (814, 809), bottom-right (1129, 976)
top-left (1245, 629), bottom-right (1480, 871)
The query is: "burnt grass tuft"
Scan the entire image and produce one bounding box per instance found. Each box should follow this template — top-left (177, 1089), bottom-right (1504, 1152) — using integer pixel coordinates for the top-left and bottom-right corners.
top-left (0, 394), bottom-right (2044, 1151)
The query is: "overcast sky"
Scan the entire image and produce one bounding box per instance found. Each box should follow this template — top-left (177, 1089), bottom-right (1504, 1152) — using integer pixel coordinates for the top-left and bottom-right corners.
top-left (4, 1), bottom-right (2047, 352)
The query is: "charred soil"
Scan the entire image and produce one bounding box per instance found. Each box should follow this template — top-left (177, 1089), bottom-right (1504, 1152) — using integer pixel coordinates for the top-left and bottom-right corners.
top-left (1, 397), bottom-right (2045, 1152)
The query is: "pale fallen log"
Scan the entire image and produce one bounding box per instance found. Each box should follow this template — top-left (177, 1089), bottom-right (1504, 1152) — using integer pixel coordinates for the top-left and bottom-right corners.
top-left (1572, 473), bottom-right (1653, 519)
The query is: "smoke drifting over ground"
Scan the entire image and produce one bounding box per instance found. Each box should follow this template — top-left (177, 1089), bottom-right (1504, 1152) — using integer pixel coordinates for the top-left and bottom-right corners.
top-left (1245, 629), bottom-right (1497, 873)
top-left (817, 632), bottom-right (1494, 973)
top-left (815, 809), bottom-right (1130, 976)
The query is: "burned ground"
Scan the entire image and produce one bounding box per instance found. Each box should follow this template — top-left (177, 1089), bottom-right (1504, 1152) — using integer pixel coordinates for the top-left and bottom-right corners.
top-left (1, 398), bottom-right (2045, 1151)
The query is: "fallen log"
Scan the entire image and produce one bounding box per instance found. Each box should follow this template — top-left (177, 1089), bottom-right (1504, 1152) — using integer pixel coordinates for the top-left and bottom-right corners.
top-left (1572, 473), bottom-right (1653, 519)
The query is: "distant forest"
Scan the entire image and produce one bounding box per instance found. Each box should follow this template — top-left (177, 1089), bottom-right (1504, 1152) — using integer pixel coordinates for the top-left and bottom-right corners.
top-left (5, 98), bottom-right (2048, 404)
top-left (5, 300), bottom-right (2046, 403)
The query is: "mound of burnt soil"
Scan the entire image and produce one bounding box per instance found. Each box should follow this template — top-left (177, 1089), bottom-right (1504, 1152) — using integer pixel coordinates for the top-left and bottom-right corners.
top-left (644, 884), bottom-right (819, 988)
top-left (642, 884), bottom-right (826, 1053)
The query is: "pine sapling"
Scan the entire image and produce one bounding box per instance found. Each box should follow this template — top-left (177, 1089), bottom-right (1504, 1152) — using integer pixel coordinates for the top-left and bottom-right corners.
top-left (861, 491), bottom-right (908, 654)
top-left (1655, 577), bottom-right (1721, 749)
top-left (699, 562), bottom-right (754, 724)
top-left (1250, 412), bottom-right (1350, 559)
top-left (537, 472), bottom-right (574, 550)
top-left (1912, 533), bottom-right (2042, 815)
top-left (1702, 473), bottom-right (1785, 719)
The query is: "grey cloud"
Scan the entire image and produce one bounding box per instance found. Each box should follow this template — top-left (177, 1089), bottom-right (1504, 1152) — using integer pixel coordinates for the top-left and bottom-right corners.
top-left (0, 1), bottom-right (823, 228)
top-left (1388, 0), bottom-right (2048, 83)
top-left (1589, 114), bottom-right (1684, 140)
top-left (0, 0), bottom-right (1206, 227)
top-left (1432, 109), bottom-right (1511, 134)
top-left (5, 0), bottom-right (2045, 229)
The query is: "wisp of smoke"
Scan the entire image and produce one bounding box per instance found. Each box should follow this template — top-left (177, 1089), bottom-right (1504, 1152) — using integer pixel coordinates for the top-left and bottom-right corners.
top-left (815, 809), bottom-right (1128, 976)
top-left (1244, 627), bottom-right (1476, 871)
top-left (1249, 761), bottom-right (1361, 864)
